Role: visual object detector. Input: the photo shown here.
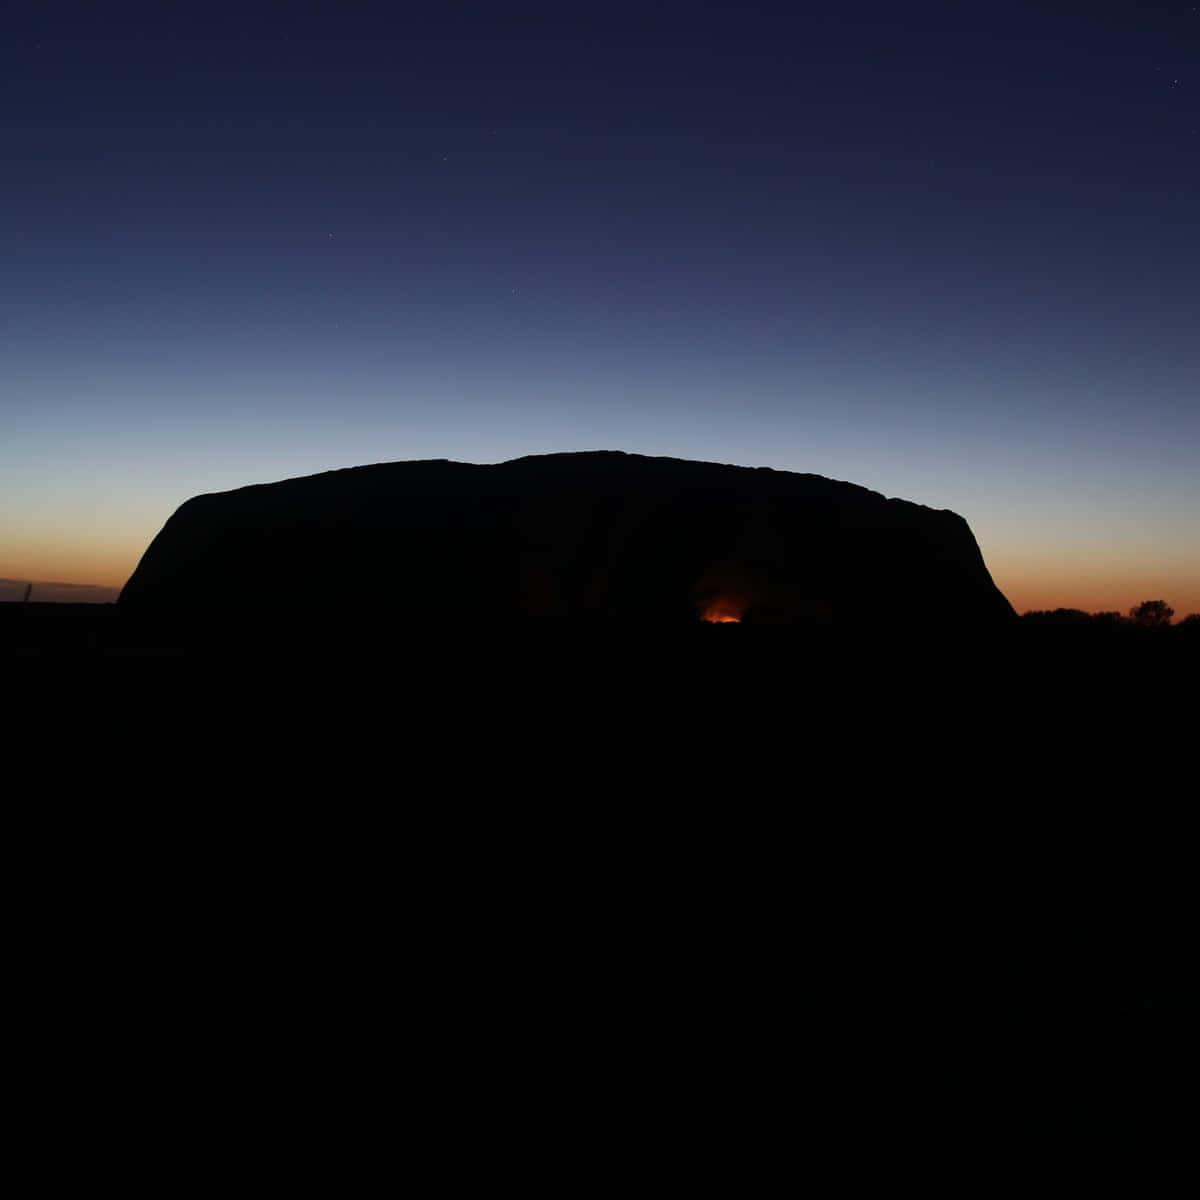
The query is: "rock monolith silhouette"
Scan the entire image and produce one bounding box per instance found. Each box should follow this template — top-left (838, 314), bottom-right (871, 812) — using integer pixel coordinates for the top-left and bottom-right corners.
top-left (118, 451), bottom-right (1015, 639)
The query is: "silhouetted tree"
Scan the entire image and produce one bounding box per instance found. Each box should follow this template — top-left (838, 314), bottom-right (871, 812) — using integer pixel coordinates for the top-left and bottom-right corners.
top-left (1176, 613), bottom-right (1200, 634)
top-left (1129, 599), bottom-right (1174, 628)
top-left (1091, 611), bottom-right (1129, 630)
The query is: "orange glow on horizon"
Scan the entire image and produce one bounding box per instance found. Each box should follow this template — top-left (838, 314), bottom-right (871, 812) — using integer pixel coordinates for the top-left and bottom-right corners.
top-left (701, 599), bottom-right (744, 624)
top-left (997, 573), bottom-right (1200, 621)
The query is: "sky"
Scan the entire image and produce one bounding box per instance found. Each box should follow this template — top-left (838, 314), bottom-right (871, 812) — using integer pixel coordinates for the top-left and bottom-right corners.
top-left (3, 0), bottom-right (1198, 615)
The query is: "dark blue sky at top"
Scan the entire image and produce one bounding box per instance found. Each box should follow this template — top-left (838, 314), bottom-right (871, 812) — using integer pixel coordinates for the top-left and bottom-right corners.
top-left (3, 1), bottom-right (1198, 611)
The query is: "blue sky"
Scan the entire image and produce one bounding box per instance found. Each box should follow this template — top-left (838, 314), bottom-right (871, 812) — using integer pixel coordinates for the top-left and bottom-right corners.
top-left (3, 1), bottom-right (1198, 614)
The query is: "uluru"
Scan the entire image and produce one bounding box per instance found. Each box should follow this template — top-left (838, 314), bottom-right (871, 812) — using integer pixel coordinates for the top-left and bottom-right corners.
top-left (118, 451), bottom-right (1015, 638)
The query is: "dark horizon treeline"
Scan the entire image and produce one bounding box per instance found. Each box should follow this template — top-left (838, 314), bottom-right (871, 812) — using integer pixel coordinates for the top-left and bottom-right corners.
top-left (1022, 599), bottom-right (1199, 631)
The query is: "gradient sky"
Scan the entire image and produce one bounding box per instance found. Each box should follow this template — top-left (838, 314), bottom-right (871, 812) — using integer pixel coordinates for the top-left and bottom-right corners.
top-left (4, 0), bottom-right (1198, 614)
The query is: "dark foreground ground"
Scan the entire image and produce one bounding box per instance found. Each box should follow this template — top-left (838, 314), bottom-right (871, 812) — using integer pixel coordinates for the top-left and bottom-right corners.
top-left (4, 604), bottom-right (1198, 1195)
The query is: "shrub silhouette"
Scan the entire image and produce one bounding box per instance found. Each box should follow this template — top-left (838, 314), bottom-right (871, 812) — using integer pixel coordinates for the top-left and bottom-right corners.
top-left (1128, 599), bottom-right (1174, 628)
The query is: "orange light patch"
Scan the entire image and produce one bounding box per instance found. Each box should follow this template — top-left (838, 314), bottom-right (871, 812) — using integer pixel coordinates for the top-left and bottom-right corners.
top-left (701, 599), bottom-right (743, 623)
